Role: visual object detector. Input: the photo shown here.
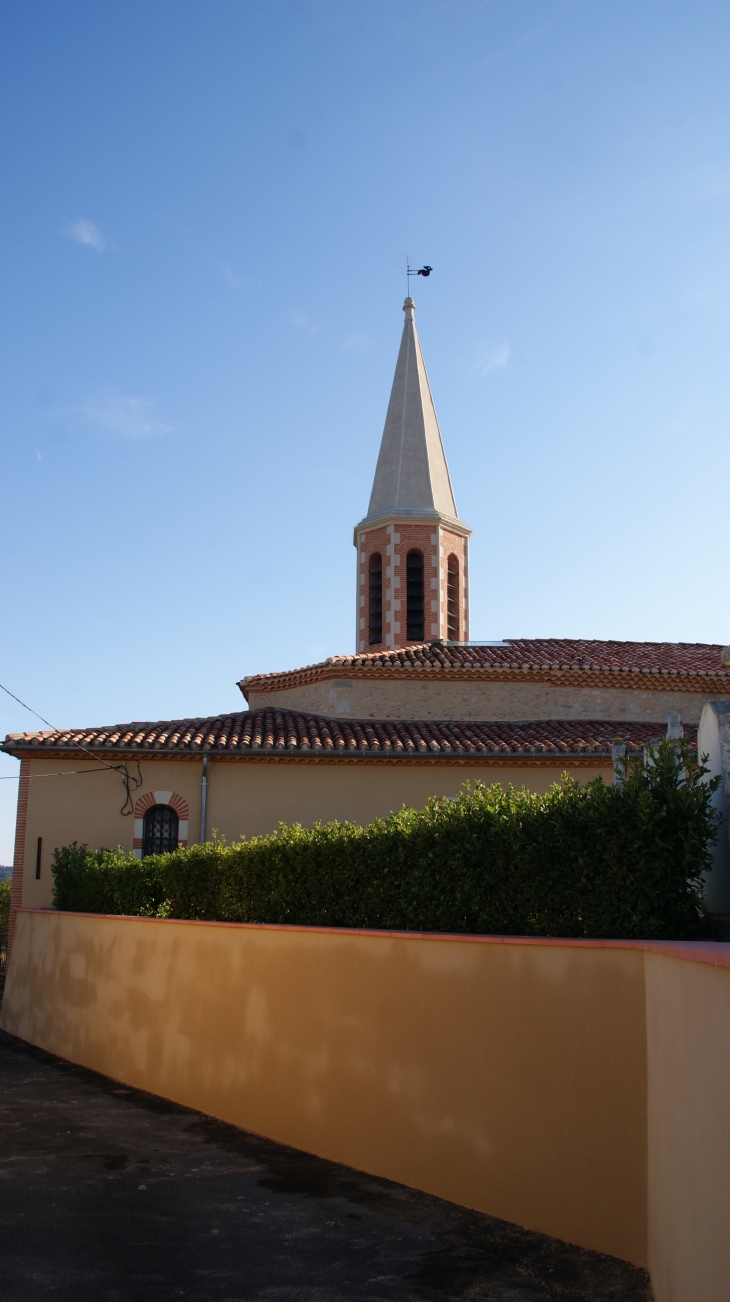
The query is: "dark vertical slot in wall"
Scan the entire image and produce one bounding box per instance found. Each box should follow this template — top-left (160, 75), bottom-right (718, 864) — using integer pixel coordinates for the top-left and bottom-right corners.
top-left (369, 553), bottom-right (383, 645)
top-left (35, 836), bottom-right (42, 879)
top-left (447, 554), bottom-right (460, 640)
top-left (406, 550), bottom-right (425, 641)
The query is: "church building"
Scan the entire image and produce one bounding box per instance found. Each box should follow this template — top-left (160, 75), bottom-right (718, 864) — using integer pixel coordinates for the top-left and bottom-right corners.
top-left (5, 297), bottom-right (730, 936)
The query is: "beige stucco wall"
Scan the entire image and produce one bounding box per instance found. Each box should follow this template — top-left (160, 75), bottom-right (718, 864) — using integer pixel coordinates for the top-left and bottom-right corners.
top-left (205, 759), bottom-right (610, 840)
top-left (646, 952), bottom-right (730, 1302)
top-left (14, 755), bottom-right (612, 911)
top-left (246, 676), bottom-right (715, 724)
top-left (1, 912), bottom-right (648, 1266)
top-left (16, 758), bottom-right (204, 911)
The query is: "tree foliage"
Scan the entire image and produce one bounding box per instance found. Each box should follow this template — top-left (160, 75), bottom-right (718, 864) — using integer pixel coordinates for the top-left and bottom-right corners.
top-left (0, 877), bottom-right (11, 933)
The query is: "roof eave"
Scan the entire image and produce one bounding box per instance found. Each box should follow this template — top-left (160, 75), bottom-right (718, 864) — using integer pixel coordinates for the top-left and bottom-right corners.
top-left (240, 662), bottom-right (730, 697)
top-left (0, 741), bottom-right (629, 764)
top-left (353, 508), bottom-right (471, 544)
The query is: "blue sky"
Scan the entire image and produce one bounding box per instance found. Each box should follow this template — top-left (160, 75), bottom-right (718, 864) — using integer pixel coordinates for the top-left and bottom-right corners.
top-left (2, 1), bottom-right (730, 859)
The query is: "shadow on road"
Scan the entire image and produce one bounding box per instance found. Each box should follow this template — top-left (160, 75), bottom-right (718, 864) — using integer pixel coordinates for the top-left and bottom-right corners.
top-left (0, 1030), bottom-right (651, 1301)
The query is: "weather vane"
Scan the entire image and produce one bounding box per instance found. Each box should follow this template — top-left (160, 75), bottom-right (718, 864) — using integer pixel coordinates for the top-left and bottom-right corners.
top-left (406, 256), bottom-right (432, 293)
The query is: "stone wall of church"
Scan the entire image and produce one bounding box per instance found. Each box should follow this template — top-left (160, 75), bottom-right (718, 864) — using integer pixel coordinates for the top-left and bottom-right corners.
top-left (245, 676), bottom-right (721, 725)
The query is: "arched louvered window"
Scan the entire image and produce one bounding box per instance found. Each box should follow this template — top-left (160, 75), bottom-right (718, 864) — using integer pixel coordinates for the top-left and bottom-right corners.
top-left (447, 554), bottom-right (460, 641)
top-left (142, 804), bottom-right (179, 857)
top-left (368, 553), bottom-right (383, 645)
top-left (406, 550), bottom-right (425, 641)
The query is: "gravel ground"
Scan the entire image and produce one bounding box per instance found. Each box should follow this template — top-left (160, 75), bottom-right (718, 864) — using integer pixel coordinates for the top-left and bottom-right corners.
top-left (0, 1029), bottom-right (652, 1301)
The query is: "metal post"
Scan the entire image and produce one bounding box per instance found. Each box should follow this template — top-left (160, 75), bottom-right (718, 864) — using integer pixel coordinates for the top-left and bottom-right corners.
top-left (200, 755), bottom-right (208, 844)
top-left (612, 738), bottom-right (626, 788)
top-left (666, 712), bottom-right (683, 740)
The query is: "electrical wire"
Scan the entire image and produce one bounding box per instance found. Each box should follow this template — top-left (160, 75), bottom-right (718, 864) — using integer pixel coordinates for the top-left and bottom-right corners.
top-left (0, 767), bottom-right (114, 779)
top-left (0, 681), bottom-right (142, 814)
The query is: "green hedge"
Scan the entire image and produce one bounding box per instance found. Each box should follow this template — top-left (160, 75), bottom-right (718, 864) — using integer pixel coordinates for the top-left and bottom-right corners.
top-left (52, 739), bottom-right (721, 940)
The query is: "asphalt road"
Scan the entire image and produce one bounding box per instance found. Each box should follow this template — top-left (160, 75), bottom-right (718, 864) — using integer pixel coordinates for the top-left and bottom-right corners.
top-left (0, 1029), bottom-right (652, 1301)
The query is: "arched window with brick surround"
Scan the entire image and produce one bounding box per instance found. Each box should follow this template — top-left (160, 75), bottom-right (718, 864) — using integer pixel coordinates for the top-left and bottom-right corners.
top-left (447, 554), bottom-right (460, 641)
top-left (369, 553), bottom-right (382, 645)
top-left (133, 790), bottom-right (189, 858)
top-left (143, 805), bottom-right (179, 856)
top-left (406, 550), bottom-right (425, 641)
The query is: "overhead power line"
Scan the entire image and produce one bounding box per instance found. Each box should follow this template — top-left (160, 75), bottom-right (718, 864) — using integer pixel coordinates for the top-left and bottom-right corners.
top-left (0, 681), bottom-right (142, 814)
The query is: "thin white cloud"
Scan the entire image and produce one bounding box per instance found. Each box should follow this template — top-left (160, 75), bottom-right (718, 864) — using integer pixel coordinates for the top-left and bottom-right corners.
top-left (65, 219), bottom-right (107, 251)
top-left (77, 390), bottom-right (172, 439)
top-left (221, 262), bottom-right (243, 288)
top-left (289, 311), bottom-right (323, 335)
top-left (220, 261), bottom-right (258, 290)
top-left (475, 341), bottom-right (511, 377)
top-left (341, 332), bottom-right (370, 352)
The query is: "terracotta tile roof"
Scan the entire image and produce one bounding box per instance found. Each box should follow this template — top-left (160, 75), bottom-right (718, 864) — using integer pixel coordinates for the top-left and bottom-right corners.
top-left (1, 711), bottom-right (693, 761)
top-left (239, 639), bottom-right (730, 697)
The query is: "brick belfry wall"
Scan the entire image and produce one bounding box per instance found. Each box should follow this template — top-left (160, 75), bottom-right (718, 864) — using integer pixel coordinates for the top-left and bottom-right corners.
top-left (440, 527), bottom-right (469, 644)
top-left (356, 520), bottom-right (469, 652)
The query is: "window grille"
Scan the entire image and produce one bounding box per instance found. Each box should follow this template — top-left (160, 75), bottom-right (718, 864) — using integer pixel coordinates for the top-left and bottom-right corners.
top-left (368, 553), bottom-right (383, 645)
top-left (447, 554), bottom-right (460, 641)
top-left (142, 804), bottom-right (179, 857)
top-left (406, 550), bottom-right (424, 641)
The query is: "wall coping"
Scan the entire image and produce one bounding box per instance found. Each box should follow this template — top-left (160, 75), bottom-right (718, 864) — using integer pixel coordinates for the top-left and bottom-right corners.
top-left (17, 909), bottom-right (730, 969)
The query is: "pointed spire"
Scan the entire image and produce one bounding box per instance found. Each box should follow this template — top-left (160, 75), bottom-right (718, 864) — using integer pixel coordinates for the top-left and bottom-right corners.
top-left (362, 298), bottom-right (460, 526)
top-left (354, 298), bottom-right (470, 654)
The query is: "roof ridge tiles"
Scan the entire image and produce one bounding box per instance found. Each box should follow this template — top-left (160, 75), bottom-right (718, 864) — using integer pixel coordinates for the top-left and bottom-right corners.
top-left (237, 639), bottom-right (729, 696)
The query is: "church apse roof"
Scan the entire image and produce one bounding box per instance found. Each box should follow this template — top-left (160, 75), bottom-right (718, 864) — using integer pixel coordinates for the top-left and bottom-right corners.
top-left (239, 639), bottom-right (730, 699)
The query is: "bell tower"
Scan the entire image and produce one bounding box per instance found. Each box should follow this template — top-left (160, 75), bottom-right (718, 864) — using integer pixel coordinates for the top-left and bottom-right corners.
top-left (353, 297), bottom-right (471, 652)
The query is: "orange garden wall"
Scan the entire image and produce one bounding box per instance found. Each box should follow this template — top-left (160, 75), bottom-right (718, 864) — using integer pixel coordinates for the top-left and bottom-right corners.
top-left (2, 911), bottom-right (729, 1301)
top-left (644, 951), bottom-right (730, 1302)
